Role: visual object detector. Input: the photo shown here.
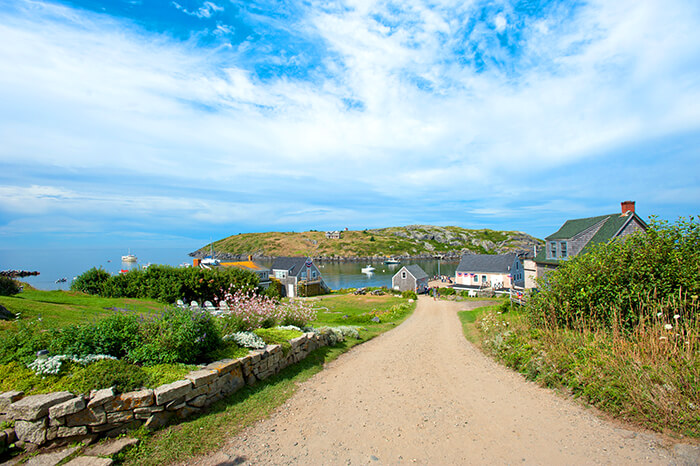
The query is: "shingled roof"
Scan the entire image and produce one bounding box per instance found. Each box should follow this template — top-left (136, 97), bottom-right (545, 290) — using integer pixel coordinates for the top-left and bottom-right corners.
top-left (403, 264), bottom-right (428, 280)
top-left (456, 254), bottom-right (516, 274)
top-left (271, 257), bottom-right (308, 275)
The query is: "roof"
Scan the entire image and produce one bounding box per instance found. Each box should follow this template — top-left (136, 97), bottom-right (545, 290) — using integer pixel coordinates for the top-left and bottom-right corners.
top-left (536, 211), bottom-right (647, 264)
top-left (398, 264), bottom-right (429, 280)
top-left (219, 260), bottom-right (269, 272)
top-left (271, 257), bottom-right (309, 275)
top-left (456, 254), bottom-right (516, 274)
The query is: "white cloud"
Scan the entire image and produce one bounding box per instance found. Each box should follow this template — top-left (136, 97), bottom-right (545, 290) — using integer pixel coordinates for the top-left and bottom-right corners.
top-left (494, 13), bottom-right (507, 33)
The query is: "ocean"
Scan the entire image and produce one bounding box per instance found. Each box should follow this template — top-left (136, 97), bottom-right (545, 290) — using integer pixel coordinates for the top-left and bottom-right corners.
top-left (0, 247), bottom-right (458, 291)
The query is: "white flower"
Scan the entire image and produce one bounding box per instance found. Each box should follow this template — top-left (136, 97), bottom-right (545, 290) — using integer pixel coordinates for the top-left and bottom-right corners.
top-left (664, 324), bottom-right (673, 330)
top-left (660, 336), bottom-right (667, 340)
top-left (656, 312), bottom-right (663, 317)
top-left (673, 314), bottom-right (680, 320)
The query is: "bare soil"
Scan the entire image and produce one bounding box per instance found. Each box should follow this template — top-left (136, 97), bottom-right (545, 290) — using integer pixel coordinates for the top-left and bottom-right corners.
top-left (185, 297), bottom-right (699, 465)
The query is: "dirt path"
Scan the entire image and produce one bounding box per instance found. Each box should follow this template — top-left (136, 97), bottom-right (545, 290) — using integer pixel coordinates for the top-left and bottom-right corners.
top-left (187, 297), bottom-right (698, 465)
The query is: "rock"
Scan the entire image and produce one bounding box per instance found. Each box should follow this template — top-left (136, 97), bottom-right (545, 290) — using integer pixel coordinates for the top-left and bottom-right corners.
top-left (87, 388), bottom-right (115, 408)
top-left (15, 418), bottom-right (48, 444)
top-left (106, 410), bottom-right (134, 424)
top-left (0, 304), bottom-right (15, 321)
top-left (154, 380), bottom-right (192, 406)
top-left (25, 446), bottom-right (79, 466)
top-left (0, 390), bottom-right (23, 413)
top-left (64, 456), bottom-right (113, 466)
top-left (83, 437), bottom-right (140, 457)
top-left (203, 358), bottom-right (241, 375)
top-left (144, 412), bottom-right (173, 431)
top-left (49, 396), bottom-right (86, 419)
top-left (185, 369), bottom-right (218, 388)
top-left (66, 407), bottom-right (107, 427)
top-left (102, 390), bottom-right (153, 412)
top-left (10, 392), bottom-right (74, 421)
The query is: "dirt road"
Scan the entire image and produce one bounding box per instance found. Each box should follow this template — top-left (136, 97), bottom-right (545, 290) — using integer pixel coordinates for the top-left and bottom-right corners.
top-left (189, 297), bottom-right (698, 465)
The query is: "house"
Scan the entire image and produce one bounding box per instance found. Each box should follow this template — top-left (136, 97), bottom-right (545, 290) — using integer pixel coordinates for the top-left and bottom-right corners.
top-left (392, 265), bottom-right (429, 293)
top-left (271, 257), bottom-right (327, 297)
top-left (512, 250), bottom-right (538, 290)
top-left (534, 200), bottom-right (647, 277)
top-left (325, 231), bottom-right (342, 239)
top-left (218, 256), bottom-right (271, 289)
top-left (454, 254), bottom-right (516, 294)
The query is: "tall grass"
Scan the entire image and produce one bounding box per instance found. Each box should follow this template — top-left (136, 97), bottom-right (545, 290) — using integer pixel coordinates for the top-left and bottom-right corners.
top-left (478, 294), bottom-right (700, 436)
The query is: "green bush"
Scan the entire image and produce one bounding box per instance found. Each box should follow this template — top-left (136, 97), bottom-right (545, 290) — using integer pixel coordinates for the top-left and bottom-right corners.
top-left (128, 308), bottom-right (222, 365)
top-left (528, 216), bottom-right (700, 329)
top-left (49, 311), bottom-right (143, 358)
top-left (77, 264), bottom-right (259, 304)
top-left (0, 320), bottom-right (52, 365)
top-left (401, 290), bottom-right (417, 300)
top-left (441, 287), bottom-right (456, 296)
top-left (70, 267), bottom-right (111, 295)
top-left (0, 276), bottom-right (21, 296)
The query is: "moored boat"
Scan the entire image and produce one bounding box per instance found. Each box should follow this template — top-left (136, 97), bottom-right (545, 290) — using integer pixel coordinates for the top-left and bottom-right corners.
top-left (361, 265), bottom-right (375, 273)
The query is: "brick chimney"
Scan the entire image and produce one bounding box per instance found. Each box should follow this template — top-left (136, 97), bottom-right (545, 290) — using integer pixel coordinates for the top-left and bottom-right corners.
top-left (621, 200), bottom-right (635, 215)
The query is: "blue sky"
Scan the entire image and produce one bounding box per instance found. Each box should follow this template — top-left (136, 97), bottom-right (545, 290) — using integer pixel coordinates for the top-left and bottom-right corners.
top-left (0, 0), bottom-right (699, 249)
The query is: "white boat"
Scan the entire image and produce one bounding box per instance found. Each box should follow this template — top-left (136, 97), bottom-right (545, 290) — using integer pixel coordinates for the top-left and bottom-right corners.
top-left (361, 265), bottom-right (375, 273)
top-left (384, 258), bottom-right (401, 265)
top-left (121, 250), bottom-right (137, 262)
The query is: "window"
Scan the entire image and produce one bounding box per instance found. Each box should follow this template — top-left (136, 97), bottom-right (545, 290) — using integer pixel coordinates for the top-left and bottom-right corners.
top-left (301, 271), bottom-right (307, 279)
top-left (560, 241), bottom-right (568, 258)
top-left (401, 271), bottom-right (407, 279)
top-left (482, 275), bottom-right (487, 283)
top-left (312, 271), bottom-right (317, 278)
top-left (474, 275), bottom-right (479, 282)
top-left (550, 241), bottom-right (557, 258)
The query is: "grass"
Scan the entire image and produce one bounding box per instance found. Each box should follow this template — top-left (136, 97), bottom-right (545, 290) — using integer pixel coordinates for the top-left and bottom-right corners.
top-left (464, 301), bottom-right (700, 438)
top-left (120, 293), bottom-right (415, 465)
top-left (0, 290), bottom-right (165, 329)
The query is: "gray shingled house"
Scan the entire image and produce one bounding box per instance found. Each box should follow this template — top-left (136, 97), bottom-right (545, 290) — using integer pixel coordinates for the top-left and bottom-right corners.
top-left (270, 257), bottom-right (327, 297)
top-left (454, 254), bottom-right (518, 293)
top-left (392, 265), bottom-right (429, 293)
top-left (534, 200), bottom-right (647, 277)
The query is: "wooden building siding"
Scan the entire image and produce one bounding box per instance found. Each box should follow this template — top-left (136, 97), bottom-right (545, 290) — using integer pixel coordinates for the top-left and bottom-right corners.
top-left (392, 266), bottom-right (429, 292)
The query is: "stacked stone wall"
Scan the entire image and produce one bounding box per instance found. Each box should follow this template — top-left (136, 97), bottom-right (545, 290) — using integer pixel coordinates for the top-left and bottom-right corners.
top-left (0, 331), bottom-right (329, 450)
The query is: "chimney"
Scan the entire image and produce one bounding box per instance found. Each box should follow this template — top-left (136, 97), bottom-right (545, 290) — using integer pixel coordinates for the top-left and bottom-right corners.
top-left (621, 200), bottom-right (635, 215)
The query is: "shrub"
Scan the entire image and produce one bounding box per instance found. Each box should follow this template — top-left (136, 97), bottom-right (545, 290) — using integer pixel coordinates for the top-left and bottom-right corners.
top-left (528, 216), bottom-right (700, 329)
top-left (401, 290), bottom-right (417, 300)
top-left (225, 331), bottom-right (265, 349)
top-left (0, 320), bottom-right (52, 365)
top-left (441, 287), bottom-right (456, 296)
top-left (71, 267), bottom-right (111, 295)
top-left (0, 276), bottom-right (21, 296)
top-left (128, 307), bottom-right (222, 365)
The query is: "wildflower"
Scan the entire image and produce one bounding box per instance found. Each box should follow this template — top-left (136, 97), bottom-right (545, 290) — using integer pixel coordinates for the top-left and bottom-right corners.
top-left (659, 336), bottom-right (667, 340)
top-left (673, 314), bottom-right (680, 320)
top-left (656, 312), bottom-right (663, 317)
top-left (664, 324), bottom-right (673, 330)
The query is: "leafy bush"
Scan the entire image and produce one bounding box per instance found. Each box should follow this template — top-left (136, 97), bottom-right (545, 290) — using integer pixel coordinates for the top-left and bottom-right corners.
top-left (75, 265), bottom-right (259, 304)
top-left (128, 307), bottom-right (222, 365)
top-left (217, 287), bottom-right (316, 330)
top-left (0, 319), bottom-right (52, 365)
top-left (401, 290), bottom-right (417, 300)
top-left (528, 216), bottom-right (700, 329)
top-left (0, 276), bottom-right (21, 296)
top-left (70, 267), bottom-right (111, 295)
top-left (440, 287), bottom-right (456, 296)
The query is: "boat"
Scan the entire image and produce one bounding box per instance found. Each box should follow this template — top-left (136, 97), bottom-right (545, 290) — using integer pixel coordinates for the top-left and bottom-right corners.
top-left (121, 249), bottom-right (137, 262)
top-left (361, 265), bottom-right (375, 273)
top-left (384, 258), bottom-right (401, 265)
top-left (200, 241), bottom-right (219, 267)
top-left (55, 277), bottom-right (67, 283)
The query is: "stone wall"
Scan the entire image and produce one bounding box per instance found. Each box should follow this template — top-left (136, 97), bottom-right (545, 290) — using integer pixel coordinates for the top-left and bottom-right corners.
top-left (0, 331), bottom-right (329, 451)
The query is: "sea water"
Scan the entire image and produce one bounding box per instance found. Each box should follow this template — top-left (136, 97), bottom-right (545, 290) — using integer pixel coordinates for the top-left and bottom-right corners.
top-left (0, 247), bottom-right (458, 291)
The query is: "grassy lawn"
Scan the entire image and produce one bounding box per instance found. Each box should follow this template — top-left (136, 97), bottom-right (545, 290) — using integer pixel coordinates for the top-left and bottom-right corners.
top-left (0, 289), bottom-right (165, 329)
top-left (457, 301), bottom-right (504, 344)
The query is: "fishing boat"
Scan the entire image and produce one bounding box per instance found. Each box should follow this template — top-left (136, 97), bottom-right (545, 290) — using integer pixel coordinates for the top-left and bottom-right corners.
top-left (361, 265), bottom-right (375, 273)
top-left (384, 258), bottom-right (401, 265)
top-left (121, 249), bottom-right (137, 262)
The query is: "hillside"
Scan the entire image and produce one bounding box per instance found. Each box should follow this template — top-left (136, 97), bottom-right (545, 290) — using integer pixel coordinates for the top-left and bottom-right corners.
top-left (192, 225), bottom-right (543, 261)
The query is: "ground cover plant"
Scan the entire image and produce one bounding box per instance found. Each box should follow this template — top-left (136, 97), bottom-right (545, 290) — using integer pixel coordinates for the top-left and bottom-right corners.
top-left (467, 217), bottom-right (700, 438)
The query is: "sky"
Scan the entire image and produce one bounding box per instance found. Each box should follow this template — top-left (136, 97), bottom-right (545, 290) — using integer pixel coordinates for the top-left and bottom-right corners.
top-left (0, 0), bottom-right (699, 250)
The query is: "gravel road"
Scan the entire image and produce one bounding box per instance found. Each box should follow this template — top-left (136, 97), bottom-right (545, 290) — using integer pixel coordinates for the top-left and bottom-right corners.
top-left (186, 296), bottom-right (699, 465)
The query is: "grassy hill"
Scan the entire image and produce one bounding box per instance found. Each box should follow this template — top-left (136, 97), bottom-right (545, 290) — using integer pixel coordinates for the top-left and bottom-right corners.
top-left (193, 225), bottom-right (542, 260)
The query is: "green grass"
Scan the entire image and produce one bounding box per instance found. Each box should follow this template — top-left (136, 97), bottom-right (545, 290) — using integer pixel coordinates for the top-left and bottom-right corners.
top-left (465, 302), bottom-right (700, 438)
top-left (0, 290), bottom-right (165, 329)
